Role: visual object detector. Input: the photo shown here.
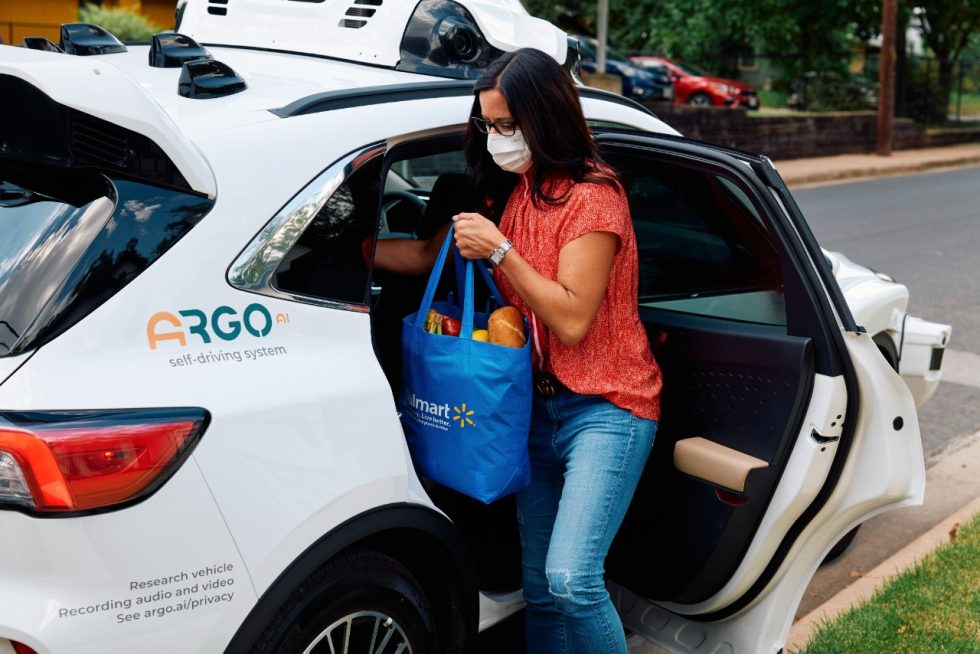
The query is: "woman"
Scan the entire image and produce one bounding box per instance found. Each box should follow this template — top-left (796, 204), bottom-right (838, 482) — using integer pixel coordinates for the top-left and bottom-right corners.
top-left (378, 48), bottom-right (662, 653)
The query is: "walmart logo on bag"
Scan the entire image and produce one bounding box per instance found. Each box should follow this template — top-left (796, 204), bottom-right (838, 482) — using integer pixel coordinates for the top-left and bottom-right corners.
top-left (403, 391), bottom-right (477, 432)
top-left (452, 404), bottom-right (476, 429)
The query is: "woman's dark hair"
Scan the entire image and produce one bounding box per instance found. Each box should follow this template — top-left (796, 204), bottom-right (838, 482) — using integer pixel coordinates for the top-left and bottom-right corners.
top-left (465, 48), bottom-right (620, 220)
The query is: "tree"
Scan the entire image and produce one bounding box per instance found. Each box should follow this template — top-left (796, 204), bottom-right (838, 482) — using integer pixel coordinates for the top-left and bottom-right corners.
top-left (528, 0), bottom-right (870, 80)
top-left (914, 0), bottom-right (980, 121)
top-left (77, 3), bottom-right (162, 42)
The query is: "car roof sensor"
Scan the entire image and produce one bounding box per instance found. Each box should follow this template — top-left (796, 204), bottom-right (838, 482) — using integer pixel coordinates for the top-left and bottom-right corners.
top-left (178, 59), bottom-right (247, 99)
top-left (150, 32), bottom-right (212, 68)
top-left (59, 23), bottom-right (127, 56)
top-left (23, 37), bottom-right (65, 54)
top-left (176, 0), bottom-right (566, 76)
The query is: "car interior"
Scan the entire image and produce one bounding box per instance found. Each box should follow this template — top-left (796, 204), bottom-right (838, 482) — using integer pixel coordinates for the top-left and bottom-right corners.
top-left (271, 132), bottom-right (841, 608)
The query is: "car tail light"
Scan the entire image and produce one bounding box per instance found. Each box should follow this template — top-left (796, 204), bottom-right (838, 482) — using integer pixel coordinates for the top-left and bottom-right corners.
top-left (11, 641), bottom-right (39, 654)
top-left (0, 409), bottom-right (208, 515)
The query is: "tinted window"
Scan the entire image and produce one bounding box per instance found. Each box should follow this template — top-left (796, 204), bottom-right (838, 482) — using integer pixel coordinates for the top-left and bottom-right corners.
top-left (0, 162), bottom-right (213, 356)
top-left (611, 153), bottom-right (785, 325)
top-left (273, 159), bottom-right (380, 305)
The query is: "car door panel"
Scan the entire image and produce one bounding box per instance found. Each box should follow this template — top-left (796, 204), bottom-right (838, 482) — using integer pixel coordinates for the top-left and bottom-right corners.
top-left (593, 132), bottom-right (922, 652)
top-left (609, 308), bottom-right (815, 604)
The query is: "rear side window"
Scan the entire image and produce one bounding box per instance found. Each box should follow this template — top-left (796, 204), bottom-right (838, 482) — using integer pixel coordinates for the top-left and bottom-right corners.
top-left (0, 162), bottom-right (213, 356)
top-left (610, 153), bottom-right (785, 326)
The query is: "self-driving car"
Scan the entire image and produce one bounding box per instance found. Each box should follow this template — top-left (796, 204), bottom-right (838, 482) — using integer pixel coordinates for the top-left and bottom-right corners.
top-left (0, 1), bottom-right (949, 653)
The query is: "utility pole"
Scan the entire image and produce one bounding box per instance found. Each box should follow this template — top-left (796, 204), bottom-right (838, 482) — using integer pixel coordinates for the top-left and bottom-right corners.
top-left (876, 0), bottom-right (896, 156)
top-left (597, 0), bottom-right (609, 76)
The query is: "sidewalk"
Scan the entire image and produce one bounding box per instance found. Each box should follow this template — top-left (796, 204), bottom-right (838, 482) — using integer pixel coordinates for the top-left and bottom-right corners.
top-left (774, 142), bottom-right (980, 187)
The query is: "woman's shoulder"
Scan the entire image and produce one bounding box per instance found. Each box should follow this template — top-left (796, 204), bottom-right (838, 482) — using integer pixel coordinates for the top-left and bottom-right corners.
top-left (567, 168), bottom-right (626, 206)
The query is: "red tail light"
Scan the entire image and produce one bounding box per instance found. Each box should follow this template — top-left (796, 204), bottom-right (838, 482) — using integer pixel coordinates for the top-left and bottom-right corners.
top-left (0, 409), bottom-right (208, 514)
top-left (11, 641), bottom-right (39, 654)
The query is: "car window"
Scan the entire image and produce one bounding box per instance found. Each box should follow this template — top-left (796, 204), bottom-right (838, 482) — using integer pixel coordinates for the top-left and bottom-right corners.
top-left (608, 152), bottom-right (786, 326)
top-left (273, 158), bottom-right (381, 306)
top-left (0, 161), bottom-right (213, 356)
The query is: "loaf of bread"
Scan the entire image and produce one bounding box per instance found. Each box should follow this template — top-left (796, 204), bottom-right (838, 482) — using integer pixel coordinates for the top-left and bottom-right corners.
top-left (488, 306), bottom-right (525, 348)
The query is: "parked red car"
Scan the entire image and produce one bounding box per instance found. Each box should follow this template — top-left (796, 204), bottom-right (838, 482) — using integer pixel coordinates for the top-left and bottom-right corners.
top-left (630, 56), bottom-right (759, 109)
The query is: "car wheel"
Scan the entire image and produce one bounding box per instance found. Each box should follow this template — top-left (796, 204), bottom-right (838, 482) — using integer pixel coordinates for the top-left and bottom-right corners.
top-left (250, 549), bottom-right (436, 654)
top-left (687, 92), bottom-right (712, 106)
top-left (822, 336), bottom-right (899, 564)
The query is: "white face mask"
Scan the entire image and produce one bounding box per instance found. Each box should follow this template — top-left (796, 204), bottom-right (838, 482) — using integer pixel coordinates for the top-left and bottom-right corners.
top-left (487, 129), bottom-right (532, 174)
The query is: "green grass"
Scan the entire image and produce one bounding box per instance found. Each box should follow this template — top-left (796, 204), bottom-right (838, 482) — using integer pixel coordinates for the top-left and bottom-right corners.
top-left (796, 513), bottom-right (980, 654)
top-left (950, 93), bottom-right (980, 115)
top-left (758, 89), bottom-right (788, 109)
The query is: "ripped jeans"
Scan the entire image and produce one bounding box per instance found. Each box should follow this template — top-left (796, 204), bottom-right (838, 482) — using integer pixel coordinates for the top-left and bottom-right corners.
top-left (517, 392), bottom-right (657, 654)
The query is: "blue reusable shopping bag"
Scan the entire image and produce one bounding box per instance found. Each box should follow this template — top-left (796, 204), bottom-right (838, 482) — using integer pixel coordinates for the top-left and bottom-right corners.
top-left (399, 225), bottom-right (532, 504)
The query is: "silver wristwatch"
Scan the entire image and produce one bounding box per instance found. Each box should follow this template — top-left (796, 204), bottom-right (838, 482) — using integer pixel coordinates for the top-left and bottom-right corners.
top-left (488, 239), bottom-right (513, 267)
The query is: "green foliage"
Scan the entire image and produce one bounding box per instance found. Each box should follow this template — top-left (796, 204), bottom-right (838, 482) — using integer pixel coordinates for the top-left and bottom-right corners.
top-left (790, 71), bottom-right (877, 112)
top-left (528, 0), bottom-right (872, 81)
top-left (797, 514), bottom-right (980, 654)
top-left (77, 3), bottom-right (162, 42)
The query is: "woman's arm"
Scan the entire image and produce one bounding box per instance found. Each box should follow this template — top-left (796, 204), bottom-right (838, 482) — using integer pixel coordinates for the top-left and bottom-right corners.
top-left (452, 212), bottom-right (617, 346)
top-left (372, 223), bottom-right (451, 274)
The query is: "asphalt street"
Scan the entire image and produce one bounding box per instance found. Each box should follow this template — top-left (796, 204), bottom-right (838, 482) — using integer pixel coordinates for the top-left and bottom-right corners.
top-left (795, 165), bottom-right (980, 458)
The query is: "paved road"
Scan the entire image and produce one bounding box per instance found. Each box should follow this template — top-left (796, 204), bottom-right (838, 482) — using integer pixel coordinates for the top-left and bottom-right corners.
top-left (795, 166), bottom-right (980, 458)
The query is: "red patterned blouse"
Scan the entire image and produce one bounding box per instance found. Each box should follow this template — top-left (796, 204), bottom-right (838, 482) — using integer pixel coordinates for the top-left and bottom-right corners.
top-left (494, 171), bottom-right (662, 421)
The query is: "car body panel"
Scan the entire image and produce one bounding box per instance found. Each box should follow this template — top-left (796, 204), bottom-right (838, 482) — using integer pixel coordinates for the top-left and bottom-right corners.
top-left (0, 45), bottom-right (217, 197)
top-left (828, 249), bottom-right (951, 406)
top-left (178, 0), bottom-right (567, 69)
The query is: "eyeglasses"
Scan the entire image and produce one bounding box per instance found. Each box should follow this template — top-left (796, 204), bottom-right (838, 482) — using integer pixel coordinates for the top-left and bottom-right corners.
top-left (470, 117), bottom-right (518, 136)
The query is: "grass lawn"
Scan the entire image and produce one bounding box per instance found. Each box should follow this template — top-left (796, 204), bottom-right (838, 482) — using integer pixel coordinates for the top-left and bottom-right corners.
top-left (796, 513), bottom-right (980, 654)
top-left (951, 92), bottom-right (980, 115)
top-left (758, 89), bottom-right (788, 109)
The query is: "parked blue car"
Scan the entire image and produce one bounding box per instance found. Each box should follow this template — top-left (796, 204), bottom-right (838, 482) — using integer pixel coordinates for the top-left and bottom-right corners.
top-left (572, 35), bottom-right (673, 102)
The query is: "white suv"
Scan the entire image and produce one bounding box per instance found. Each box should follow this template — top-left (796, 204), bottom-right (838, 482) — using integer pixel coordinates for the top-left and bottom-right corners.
top-left (0, 2), bottom-right (949, 653)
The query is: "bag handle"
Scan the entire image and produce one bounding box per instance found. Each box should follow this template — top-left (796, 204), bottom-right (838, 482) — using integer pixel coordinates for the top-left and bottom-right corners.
top-left (416, 226), bottom-right (507, 335)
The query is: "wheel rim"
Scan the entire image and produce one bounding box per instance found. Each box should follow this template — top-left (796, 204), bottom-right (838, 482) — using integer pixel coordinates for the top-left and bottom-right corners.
top-left (690, 94), bottom-right (710, 105)
top-left (302, 610), bottom-right (413, 654)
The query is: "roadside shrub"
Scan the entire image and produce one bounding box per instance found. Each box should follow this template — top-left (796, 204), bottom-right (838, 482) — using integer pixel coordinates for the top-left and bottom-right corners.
top-left (787, 71), bottom-right (877, 112)
top-left (77, 3), bottom-right (162, 42)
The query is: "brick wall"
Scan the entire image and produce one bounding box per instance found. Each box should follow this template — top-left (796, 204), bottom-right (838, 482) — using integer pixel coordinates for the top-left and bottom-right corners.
top-left (644, 104), bottom-right (980, 160)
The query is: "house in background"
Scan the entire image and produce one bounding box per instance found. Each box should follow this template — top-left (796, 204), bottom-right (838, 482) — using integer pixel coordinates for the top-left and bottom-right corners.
top-left (1, 0), bottom-right (175, 45)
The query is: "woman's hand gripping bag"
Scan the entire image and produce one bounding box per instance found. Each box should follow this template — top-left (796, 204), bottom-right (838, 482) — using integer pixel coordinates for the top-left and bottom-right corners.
top-left (399, 226), bottom-right (532, 503)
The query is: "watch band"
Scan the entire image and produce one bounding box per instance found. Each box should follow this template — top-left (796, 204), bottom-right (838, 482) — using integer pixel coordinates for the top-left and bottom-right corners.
top-left (489, 239), bottom-right (513, 267)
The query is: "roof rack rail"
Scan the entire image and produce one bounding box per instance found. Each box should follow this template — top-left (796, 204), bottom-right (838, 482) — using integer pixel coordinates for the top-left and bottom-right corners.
top-left (270, 80), bottom-right (658, 120)
top-left (271, 80), bottom-right (474, 117)
top-left (150, 32), bottom-right (212, 68)
top-left (60, 23), bottom-right (127, 56)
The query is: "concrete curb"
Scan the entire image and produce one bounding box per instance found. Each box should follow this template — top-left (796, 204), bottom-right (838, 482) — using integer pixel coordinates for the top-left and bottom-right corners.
top-left (784, 493), bottom-right (980, 651)
top-left (781, 154), bottom-right (980, 188)
top-left (773, 143), bottom-right (980, 188)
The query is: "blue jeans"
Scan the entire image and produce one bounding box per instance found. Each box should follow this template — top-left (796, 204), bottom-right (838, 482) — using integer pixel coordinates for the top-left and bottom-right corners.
top-left (517, 391), bottom-right (657, 654)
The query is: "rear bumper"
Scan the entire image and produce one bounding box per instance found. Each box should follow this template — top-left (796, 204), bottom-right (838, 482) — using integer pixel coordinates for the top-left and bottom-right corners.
top-left (900, 316), bottom-right (952, 407)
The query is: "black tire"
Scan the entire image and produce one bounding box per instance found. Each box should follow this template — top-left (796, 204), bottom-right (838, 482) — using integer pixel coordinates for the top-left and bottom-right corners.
top-left (687, 92), bottom-right (712, 106)
top-left (822, 337), bottom-right (897, 564)
top-left (823, 525), bottom-right (861, 562)
top-left (249, 549), bottom-right (436, 654)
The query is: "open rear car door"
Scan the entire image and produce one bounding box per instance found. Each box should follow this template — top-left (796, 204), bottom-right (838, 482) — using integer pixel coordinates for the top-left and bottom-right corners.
top-left (594, 132), bottom-right (925, 653)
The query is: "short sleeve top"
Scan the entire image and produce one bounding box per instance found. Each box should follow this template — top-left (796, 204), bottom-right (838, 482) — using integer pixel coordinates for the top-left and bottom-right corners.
top-left (494, 172), bottom-right (662, 421)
